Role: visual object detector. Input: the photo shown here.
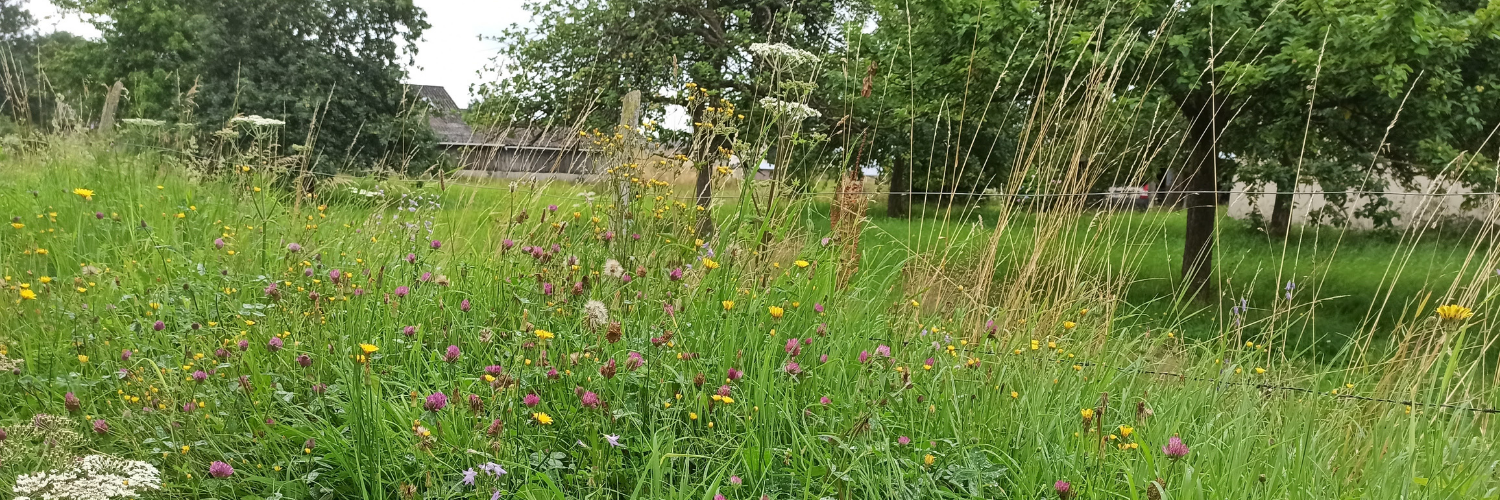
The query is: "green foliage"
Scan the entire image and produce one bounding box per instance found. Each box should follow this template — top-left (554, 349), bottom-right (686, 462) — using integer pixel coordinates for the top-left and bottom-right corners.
top-left (52, 0), bottom-right (440, 174)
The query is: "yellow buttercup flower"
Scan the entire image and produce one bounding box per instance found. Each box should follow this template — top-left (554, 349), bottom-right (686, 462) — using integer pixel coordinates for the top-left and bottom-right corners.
top-left (702, 257), bottom-right (719, 270)
top-left (794, 260), bottom-right (809, 268)
top-left (1435, 304), bottom-right (1473, 322)
top-left (1062, 321), bottom-right (1077, 330)
top-left (1118, 425), bottom-right (1134, 437)
top-left (1080, 408), bottom-right (1094, 419)
top-left (722, 300), bottom-right (734, 310)
top-left (923, 454), bottom-right (935, 466)
top-left (768, 306), bottom-right (784, 319)
top-left (78, 355), bottom-right (89, 363)
top-left (73, 188), bottom-right (95, 200)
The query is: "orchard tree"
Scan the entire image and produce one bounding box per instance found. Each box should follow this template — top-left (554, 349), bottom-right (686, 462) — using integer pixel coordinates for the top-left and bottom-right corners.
top-left (473, 0), bottom-right (850, 233)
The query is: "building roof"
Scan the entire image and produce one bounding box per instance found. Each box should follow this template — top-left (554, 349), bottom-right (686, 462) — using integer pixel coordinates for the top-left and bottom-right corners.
top-left (407, 84), bottom-right (478, 144)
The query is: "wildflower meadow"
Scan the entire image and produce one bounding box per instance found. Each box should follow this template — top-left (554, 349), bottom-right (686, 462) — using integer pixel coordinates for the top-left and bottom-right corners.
top-left (1, 135), bottom-right (1496, 500)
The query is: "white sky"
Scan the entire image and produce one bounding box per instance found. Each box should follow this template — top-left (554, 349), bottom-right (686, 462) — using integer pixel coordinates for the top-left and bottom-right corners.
top-left (22, 0), bottom-right (529, 107)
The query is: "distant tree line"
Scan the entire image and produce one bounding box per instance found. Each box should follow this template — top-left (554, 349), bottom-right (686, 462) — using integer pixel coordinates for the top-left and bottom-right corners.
top-left (0, 0), bottom-right (440, 176)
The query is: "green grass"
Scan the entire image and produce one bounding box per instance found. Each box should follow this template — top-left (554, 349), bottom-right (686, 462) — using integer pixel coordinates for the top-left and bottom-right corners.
top-left (1, 142), bottom-right (1497, 499)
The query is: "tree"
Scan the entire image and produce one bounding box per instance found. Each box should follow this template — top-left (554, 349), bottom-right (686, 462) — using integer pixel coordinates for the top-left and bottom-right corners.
top-left (56, 0), bottom-right (437, 174)
top-left (474, 0), bottom-right (850, 233)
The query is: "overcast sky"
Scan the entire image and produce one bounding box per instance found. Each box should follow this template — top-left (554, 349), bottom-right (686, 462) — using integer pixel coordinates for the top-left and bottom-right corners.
top-left (22, 0), bottom-right (528, 107)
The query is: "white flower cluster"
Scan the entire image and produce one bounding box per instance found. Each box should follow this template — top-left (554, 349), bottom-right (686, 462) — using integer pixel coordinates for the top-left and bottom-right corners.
top-left (749, 43), bottom-right (819, 67)
top-left (230, 115), bottom-right (286, 127)
top-left (759, 97), bottom-right (821, 122)
top-left (119, 118), bottom-right (165, 127)
top-left (13, 454), bottom-right (161, 500)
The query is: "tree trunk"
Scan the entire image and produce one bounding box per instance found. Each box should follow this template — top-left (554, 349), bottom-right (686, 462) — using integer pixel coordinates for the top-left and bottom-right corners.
top-left (694, 159), bottom-right (714, 237)
top-left (887, 155), bottom-right (911, 218)
top-left (1269, 189), bottom-right (1292, 237)
top-left (1176, 95), bottom-right (1225, 303)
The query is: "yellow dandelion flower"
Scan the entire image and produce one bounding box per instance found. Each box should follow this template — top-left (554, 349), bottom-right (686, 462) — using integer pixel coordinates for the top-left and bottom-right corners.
top-left (78, 354), bottom-right (89, 363)
top-left (1435, 304), bottom-right (1473, 322)
top-left (1063, 321), bottom-right (1077, 330)
top-left (19, 289), bottom-right (37, 300)
top-left (359, 343), bottom-right (379, 354)
top-left (74, 188), bottom-right (95, 200)
top-left (702, 257), bottom-right (719, 270)
top-left (1080, 408), bottom-right (1094, 419)
top-left (923, 454), bottom-right (935, 466)
top-left (533, 412), bottom-right (553, 425)
top-left (794, 260), bottom-right (809, 268)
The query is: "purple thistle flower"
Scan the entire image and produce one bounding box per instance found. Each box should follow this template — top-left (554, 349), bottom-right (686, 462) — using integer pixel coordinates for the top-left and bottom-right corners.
top-left (64, 392), bottom-right (81, 412)
top-left (95, 211), bottom-right (104, 219)
top-left (394, 286), bottom-right (410, 297)
top-left (425, 392), bottom-right (448, 411)
top-left (192, 370), bottom-right (208, 382)
top-left (461, 299), bottom-right (471, 312)
top-left (215, 348), bottom-right (229, 359)
top-left (209, 461), bottom-right (234, 478)
top-left (485, 365), bottom-right (504, 376)
top-left (669, 268), bottom-right (683, 281)
top-left (92, 419), bottom-right (109, 434)
top-left (238, 339), bottom-right (248, 351)
top-left (547, 204), bottom-right (558, 212)
top-left (329, 269), bottom-right (342, 284)
top-left (602, 231), bottom-right (615, 243)
top-left (858, 351), bottom-right (871, 363)
top-left (120, 349), bottom-right (132, 361)
top-left (819, 396), bottom-right (831, 405)
top-left (420, 272), bottom-right (433, 282)
top-left (430, 239), bottom-right (442, 250)
top-left (406, 253), bottom-right (417, 264)
top-left (153, 320), bottom-right (165, 331)
top-left (1162, 436), bottom-right (1190, 459)
top-left (572, 282), bottom-right (584, 295)
top-left (523, 393), bottom-right (541, 407)
top-left (813, 303), bottom-right (824, 314)
top-left (502, 238), bottom-right (515, 250)
top-left (403, 325), bottom-right (417, 336)
top-left (621, 273), bottom-right (633, 284)
top-left (445, 345), bottom-right (461, 362)
top-left (819, 353), bottom-right (828, 363)
top-left (214, 238), bottom-right (225, 249)
top-left (542, 282), bottom-right (554, 295)
top-left (297, 354), bottom-right (312, 368)
top-left (626, 352), bottom-right (645, 371)
top-left (304, 267), bottom-right (314, 277)
top-left (268, 337), bottom-right (284, 352)
top-left (287, 242), bottom-right (302, 252)
top-left (182, 402), bottom-right (197, 413)
top-left (1054, 480), bottom-right (1073, 500)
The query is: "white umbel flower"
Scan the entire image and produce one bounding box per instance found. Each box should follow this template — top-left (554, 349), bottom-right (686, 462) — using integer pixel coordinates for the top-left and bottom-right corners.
top-left (230, 115), bottom-right (286, 127)
top-left (13, 454), bottom-right (162, 500)
top-left (749, 43), bottom-right (819, 67)
top-left (759, 97), bottom-right (821, 122)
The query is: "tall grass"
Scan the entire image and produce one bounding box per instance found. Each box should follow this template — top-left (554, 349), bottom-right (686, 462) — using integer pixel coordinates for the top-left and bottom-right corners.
top-left (2, 4), bottom-right (1499, 499)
